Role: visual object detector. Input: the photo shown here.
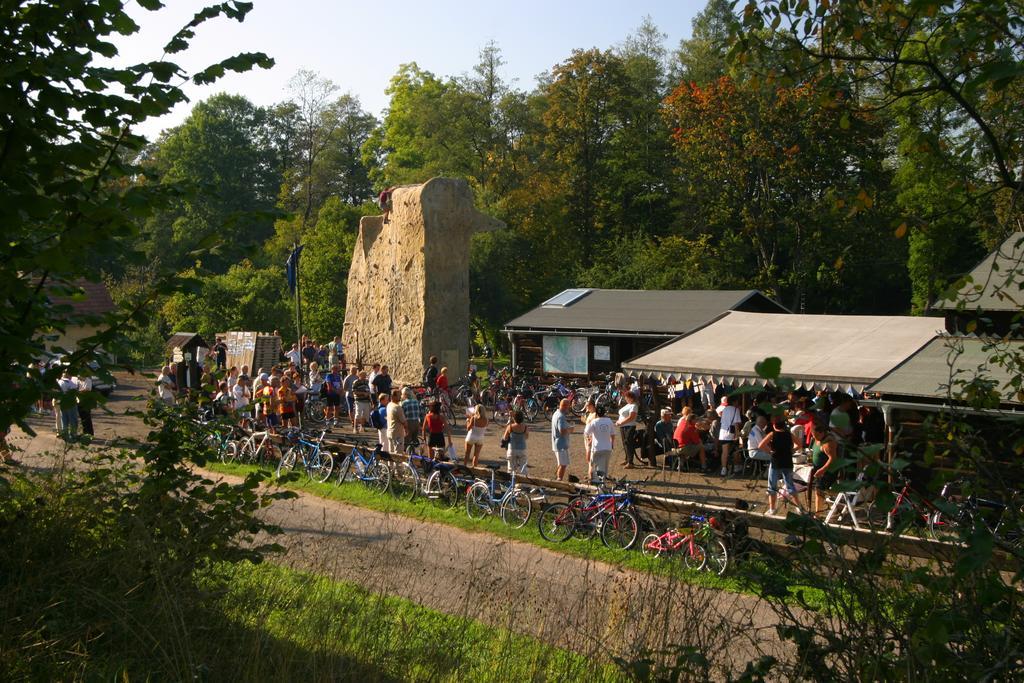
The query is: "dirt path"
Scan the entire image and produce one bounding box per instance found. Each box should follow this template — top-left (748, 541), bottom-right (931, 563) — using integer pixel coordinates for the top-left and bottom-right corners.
top-left (8, 375), bottom-right (795, 675)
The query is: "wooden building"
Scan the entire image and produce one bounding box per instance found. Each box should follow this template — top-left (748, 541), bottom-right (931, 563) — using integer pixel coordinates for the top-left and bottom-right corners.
top-left (502, 289), bottom-right (788, 379)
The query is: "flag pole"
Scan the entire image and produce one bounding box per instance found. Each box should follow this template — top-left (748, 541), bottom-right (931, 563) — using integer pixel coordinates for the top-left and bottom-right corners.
top-left (293, 242), bottom-right (302, 348)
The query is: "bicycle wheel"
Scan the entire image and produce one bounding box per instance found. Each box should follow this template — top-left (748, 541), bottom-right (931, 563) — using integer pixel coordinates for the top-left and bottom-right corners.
top-left (391, 461), bottom-right (419, 500)
top-left (538, 502), bottom-right (577, 542)
top-left (310, 451), bottom-right (334, 483)
top-left (524, 398), bottom-right (539, 422)
top-left (305, 398), bottom-right (327, 425)
top-left (424, 469), bottom-right (459, 508)
top-left (238, 437), bottom-right (256, 464)
top-left (929, 509), bottom-right (963, 541)
top-left (366, 461), bottom-right (391, 493)
top-left (704, 538), bottom-right (729, 575)
top-left (466, 482), bottom-right (492, 520)
top-left (600, 509), bottom-right (640, 550)
top-left (336, 455), bottom-right (354, 484)
top-left (500, 488), bottom-right (532, 528)
top-left (276, 446), bottom-right (299, 477)
top-left (682, 542), bottom-right (707, 571)
top-left (480, 389), bottom-right (494, 408)
top-left (640, 533), bottom-right (663, 558)
top-left (221, 440), bottom-right (239, 463)
top-left (571, 392), bottom-right (588, 416)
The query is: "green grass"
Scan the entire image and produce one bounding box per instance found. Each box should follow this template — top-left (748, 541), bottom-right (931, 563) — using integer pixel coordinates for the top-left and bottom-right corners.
top-left (205, 560), bottom-right (620, 682)
top-left (207, 460), bottom-right (827, 607)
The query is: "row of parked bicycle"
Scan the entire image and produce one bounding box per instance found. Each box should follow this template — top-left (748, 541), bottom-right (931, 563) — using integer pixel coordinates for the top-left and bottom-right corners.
top-left (203, 421), bottom-right (730, 575)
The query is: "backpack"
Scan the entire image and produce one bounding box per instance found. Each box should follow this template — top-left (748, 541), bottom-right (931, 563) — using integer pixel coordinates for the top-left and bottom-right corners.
top-left (369, 406), bottom-right (385, 429)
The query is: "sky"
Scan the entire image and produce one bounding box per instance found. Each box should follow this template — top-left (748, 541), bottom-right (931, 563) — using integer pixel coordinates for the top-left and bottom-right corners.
top-left (114, 0), bottom-right (706, 140)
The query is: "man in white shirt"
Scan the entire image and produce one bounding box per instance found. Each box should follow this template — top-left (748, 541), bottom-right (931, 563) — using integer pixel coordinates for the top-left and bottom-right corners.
top-left (716, 395), bottom-right (742, 476)
top-left (583, 404), bottom-right (616, 480)
top-left (156, 366), bottom-right (176, 404)
top-left (285, 343), bottom-right (302, 368)
top-left (57, 369), bottom-right (80, 441)
top-left (746, 414), bottom-right (771, 474)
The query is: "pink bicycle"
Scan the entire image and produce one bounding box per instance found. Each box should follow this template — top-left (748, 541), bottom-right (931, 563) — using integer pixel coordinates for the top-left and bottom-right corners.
top-left (641, 514), bottom-right (729, 575)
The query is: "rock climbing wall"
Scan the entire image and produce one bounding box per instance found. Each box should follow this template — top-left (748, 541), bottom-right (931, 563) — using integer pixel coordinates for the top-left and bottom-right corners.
top-left (343, 178), bottom-right (503, 384)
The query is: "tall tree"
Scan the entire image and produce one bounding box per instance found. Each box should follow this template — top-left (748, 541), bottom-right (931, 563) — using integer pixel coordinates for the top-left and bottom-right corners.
top-left (143, 93), bottom-right (281, 272)
top-left (281, 70), bottom-right (341, 227)
top-left (672, 0), bottom-right (736, 84)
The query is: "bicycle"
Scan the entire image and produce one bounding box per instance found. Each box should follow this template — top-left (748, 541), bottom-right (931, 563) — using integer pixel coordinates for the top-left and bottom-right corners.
top-left (865, 474), bottom-right (949, 539)
top-left (276, 429), bottom-right (333, 483)
top-left (237, 427), bottom-right (283, 466)
top-left (465, 464), bottom-right (532, 528)
top-left (302, 388), bottom-right (327, 426)
top-left (536, 477), bottom-right (641, 549)
top-left (641, 515), bottom-right (729, 575)
top-left (335, 444), bottom-right (391, 493)
top-left (391, 445), bottom-right (463, 507)
top-left (930, 480), bottom-right (1023, 546)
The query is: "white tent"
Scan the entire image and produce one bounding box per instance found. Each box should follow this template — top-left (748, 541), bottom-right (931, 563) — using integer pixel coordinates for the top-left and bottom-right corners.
top-left (622, 311), bottom-right (942, 393)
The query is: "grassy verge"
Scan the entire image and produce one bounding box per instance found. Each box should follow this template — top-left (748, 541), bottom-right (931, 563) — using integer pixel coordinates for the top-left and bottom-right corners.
top-left (205, 560), bottom-right (620, 681)
top-left (207, 460), bottom-right (827, 608)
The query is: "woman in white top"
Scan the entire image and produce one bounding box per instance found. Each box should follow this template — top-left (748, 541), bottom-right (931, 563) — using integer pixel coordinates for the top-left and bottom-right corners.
top-left (716, 395), bottom-right (743, 476)
top-left (463, 404), bottom-right (488, 467)
top-left (232, 377), bottom-right (251, 415)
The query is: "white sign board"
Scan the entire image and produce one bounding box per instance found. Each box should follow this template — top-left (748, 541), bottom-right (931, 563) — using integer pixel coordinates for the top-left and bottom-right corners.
top-left (593, 345), bottom-right (611, 361)
top-left (543, 335), bottom-right (588, 375)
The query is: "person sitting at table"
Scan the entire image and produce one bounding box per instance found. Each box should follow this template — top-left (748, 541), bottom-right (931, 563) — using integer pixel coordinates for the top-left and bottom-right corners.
top-left (652, 408), bottom-right (675, 464)
top-left (672, 413), bottom-right (709, 472)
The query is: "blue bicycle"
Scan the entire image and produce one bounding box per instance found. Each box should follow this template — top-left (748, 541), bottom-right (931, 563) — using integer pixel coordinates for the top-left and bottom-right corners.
top-left (276, 429), bottom-right (333, 483)
top-left (335, 444), bottom-right (391, 492)
top-left (465, 464), bottom-right (532, 528)
top-left (391, 443), bottom-right (464, 507)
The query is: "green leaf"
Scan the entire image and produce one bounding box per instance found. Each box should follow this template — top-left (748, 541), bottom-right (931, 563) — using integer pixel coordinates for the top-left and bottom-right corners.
top-left (755, 356), bottom-right (782, 380)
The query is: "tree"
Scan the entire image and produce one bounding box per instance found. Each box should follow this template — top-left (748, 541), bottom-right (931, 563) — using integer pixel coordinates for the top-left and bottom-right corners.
top-left (142, 93), bottom-right (281, 272)
top-left (0, 0), bottom-right (272, 435)
top-left (671, 0), bottom-right (736, 84)
top-left (298, 197), bottom-right (373, 342)
top-left (663, 76), bottom-right (906, 312)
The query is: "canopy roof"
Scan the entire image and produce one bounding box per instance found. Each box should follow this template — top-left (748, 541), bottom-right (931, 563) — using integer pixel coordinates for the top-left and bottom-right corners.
top-left (932, 231), bottom-right (1024, 312)
top-left (622, 311), bottom-right (942, 393)
top-left (503, 289), bottom-right (788, 337)
top-left (867, 336), bottom-right (1024, 405)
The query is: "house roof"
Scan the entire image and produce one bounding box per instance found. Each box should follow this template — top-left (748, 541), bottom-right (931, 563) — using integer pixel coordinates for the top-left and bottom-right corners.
top-left (46, 279), bottom-right (116, 317)
top-left (165, 332), bottom-right (209, 353)
top-left (502, 289), bottom-right (788, 336)
top-left (932, 232), bottom-right (1024, 312)
top-left (622, 311), bottom-right (942, 393)
top-left (866, 336), bottom-right (1024, 405)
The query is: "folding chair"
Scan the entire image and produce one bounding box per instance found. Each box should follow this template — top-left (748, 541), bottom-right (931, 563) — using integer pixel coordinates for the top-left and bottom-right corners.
top-left (824, 472), bottom-right (873, 529)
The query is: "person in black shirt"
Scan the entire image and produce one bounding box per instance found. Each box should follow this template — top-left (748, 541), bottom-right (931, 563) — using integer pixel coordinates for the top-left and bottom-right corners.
top-left (424, 355), bottom-right (439, 392)
top-left (371, 364), bottom-right (393, 396)
top-left (214, 338), bottom-right (227, 371)
top-left (758, 414), bottom-right (799, 516)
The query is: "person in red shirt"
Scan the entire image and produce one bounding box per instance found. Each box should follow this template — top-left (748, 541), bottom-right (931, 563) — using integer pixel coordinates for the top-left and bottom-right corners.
top-left (672, 413), bottom-right (708, 471)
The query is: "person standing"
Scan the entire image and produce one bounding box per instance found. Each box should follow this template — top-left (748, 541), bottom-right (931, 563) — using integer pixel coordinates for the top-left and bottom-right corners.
top-left (423, 355), bottom-right (439, 393)
top-left (371, 393), bottom-right (389, 447)
top-left (551, 398), bottom-right (572, 481)
top-left (583, 405), bottom-right (616, 480)
top-left (343, 366), bottom-right (359, 429)
top-left (372, 365), bottom-right (393, 397)
top-left (423, 401), bottom-right (451, 455)
top-left (57, 369), bottom-right (79, 441)
top-left (328, 336), bottom-right (343, 368)
top-left (157, 366), bottom-right (176, 405)
top-left (503, 410), bottom-right (529, 474)
top-left (716, 396), bottom-right (743, 477)
top-left (385, 389), bottom-right (407, 454)
top-left (285, 343), bottom-right (302, 368)
top-left (616, 391), bottom-right (639, 470)
top-left (277, 375), bottom-right (297, 428)
top-left (401, 388), bottom-right (424, 450)
top-left (463, 404), bottom-right (488, 467)
top-left (213, 337), bottom-right (227, 371)
top-left (76, 374), bottom-right (94, 437)
top-left (352, 371), bottom-right (372, 433)
top-left (301, 340), bottom-right (316, 370)
top-left (758, 415), bottom-right (799, 516)
top-left (809, 421), bottom-right (839, 515)
top-left (323, 364), bottom-right (343, 421)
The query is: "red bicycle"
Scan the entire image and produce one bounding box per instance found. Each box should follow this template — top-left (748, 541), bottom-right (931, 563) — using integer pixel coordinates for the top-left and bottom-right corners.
top-left (641, 515), bottom-right (728, 575)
